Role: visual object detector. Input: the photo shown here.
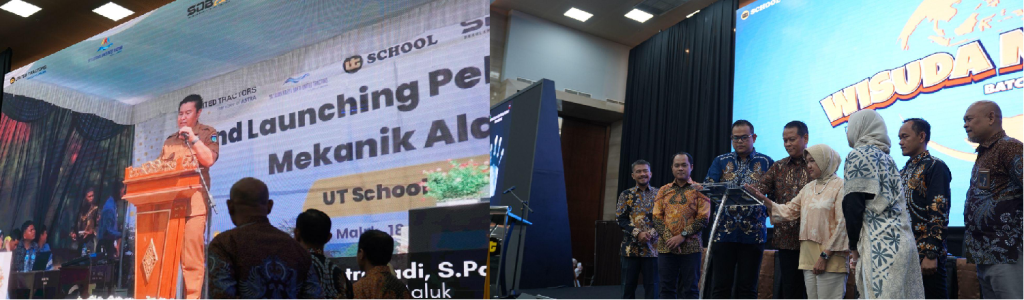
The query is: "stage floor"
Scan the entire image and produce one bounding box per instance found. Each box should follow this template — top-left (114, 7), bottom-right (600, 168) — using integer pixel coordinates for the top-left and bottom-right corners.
top-left (519, 285), bottom-right (645, 299)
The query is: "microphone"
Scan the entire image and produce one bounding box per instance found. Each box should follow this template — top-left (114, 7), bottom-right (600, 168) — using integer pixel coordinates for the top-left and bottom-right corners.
top-left (179, 132), bottom-right (190, 141)
top-left (502, 186), bottom-right (516, 194)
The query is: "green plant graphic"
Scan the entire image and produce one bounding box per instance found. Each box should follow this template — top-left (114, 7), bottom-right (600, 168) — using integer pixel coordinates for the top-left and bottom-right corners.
top-left (423, 159), bottom-right (489, 202)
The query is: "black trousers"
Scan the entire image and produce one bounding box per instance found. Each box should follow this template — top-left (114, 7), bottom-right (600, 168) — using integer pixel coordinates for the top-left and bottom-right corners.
top-left (622, 256), bottom-right (660, 299)
top-left (710, 242), bottom-right (764, 299)
top-left (922, 255), bottom-right (948, 299)
top-left (97, 238), bottom-right (116, 259)
top-left (776, 249), bottom-right (806, 299)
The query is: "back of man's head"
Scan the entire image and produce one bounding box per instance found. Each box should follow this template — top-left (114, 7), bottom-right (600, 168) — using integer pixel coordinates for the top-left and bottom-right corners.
top-left (230, 177), bottom-right (270, 207)
top-left (358, 229), bottom-right (394, 266)
top-left (296, 209), bottom-right (332, 247)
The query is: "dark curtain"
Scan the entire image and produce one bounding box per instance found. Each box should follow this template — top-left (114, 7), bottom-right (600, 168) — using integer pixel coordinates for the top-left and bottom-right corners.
top-left (0, 93), bottom-right (134, 261)
top-left (617, 0), bottom-right (737, 193)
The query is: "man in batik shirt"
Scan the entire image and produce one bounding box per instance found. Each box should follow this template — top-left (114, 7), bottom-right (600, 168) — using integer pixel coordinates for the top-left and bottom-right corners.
top-left (296, 209), bottom-right (352, 299)
top-left (898, 118), bottom-right (952, 299)
top-left (962, 101), bottom-right (1022, 299)
top-left (653, 152), bottom-right (710, 299)
top-left (704, 120), bottom-right (773, 299)
top-left (207, 178), bottom-right (323, 299)
top-left (755, 121), bottom-right (811, 299)
top-left (617, 159), bottom-right (660, 299)
top-left (353, 230), bottom-right (412, 299)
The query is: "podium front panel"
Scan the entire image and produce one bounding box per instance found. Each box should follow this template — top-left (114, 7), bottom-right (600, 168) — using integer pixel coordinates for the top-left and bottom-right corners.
top-left (133, 200), bottom-right (188, 299)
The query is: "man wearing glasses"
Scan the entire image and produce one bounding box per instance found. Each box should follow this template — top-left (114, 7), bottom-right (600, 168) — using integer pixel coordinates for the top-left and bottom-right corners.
top-left (158, 94), bottom-right (220, 299)
top-left (704, 120), bottom-right (773, 299)
top-left (616, 159), bottom-right (661, 298)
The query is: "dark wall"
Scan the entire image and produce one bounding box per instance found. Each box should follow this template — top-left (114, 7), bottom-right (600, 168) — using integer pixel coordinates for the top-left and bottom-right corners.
top-left (1, 48), bottom-right (10, 96)
top-left (559, 116), bottom-right (610, 284)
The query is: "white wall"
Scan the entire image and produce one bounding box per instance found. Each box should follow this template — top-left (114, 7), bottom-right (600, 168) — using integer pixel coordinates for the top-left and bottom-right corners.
top-left (502, 11), bottom-right (630, 102)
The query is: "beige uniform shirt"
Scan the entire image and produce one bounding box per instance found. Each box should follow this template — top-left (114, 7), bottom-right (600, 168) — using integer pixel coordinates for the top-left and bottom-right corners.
top-left (158, 122), bottom-right (220, 216)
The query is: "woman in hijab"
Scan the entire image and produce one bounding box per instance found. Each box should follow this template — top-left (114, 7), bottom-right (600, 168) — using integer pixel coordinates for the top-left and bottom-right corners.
top-left (840, 109), bottom-right (923, 298)
top-left (744, 144), bottom-right (849, 298)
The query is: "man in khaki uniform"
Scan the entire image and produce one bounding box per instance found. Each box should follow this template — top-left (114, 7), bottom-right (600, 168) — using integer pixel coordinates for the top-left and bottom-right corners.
top-left (158, 94), bottom-right (219, 299)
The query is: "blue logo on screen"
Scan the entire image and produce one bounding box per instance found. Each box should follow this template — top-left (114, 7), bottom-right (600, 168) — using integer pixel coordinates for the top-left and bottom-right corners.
top-left (97, 38), bottom-right (113, 52)
top-left (284, 73), bottom-right (309, 84)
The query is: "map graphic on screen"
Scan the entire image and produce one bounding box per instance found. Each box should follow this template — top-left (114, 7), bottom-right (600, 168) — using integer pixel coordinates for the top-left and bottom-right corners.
top-left (734, 0), bottom-right (1023, 227)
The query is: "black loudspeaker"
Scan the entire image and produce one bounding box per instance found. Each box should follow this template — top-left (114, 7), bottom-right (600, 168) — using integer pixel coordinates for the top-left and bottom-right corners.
top-left (592, 221), bottom-right (623, 286)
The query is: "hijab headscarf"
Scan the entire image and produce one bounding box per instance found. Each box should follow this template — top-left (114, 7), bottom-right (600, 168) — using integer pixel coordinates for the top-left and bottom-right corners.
top-left (805, 144), bottom-right (840, 184)
top-left (846, 109), bottom-right (891, 154)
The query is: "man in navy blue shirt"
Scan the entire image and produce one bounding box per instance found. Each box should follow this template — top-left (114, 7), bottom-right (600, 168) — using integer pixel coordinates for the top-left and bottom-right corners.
top-left (34, 224), bottom-right (53, 270)
top-left (97, 182), bottom-right (124, 259)
top-left (704, 120), bottom-right (774, 298)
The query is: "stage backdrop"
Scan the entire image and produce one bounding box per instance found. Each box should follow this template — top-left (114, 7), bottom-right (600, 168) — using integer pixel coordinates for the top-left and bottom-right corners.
top-left (128, 2), bottom-right (491, 298)
top-left (734, 0), bottom-right (1023, 227)
top-left (3, 0), bottom-right (490, 298)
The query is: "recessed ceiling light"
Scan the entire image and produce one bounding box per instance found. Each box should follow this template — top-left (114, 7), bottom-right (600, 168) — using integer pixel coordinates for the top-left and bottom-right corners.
top-left (686, 10), bottom-right (700, 19)
top-left (1, 0), bottom-right (41, 18)
top-left (625, 9), bottom-right (653, 23)
top-left (93, 2), bottom-right (133, 21)
top-left (564, 7), bottom-right (592, 22)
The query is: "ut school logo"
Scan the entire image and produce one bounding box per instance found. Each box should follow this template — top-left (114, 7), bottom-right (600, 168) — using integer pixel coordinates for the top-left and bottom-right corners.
top-left (344, 55), bottom-right (363, 74)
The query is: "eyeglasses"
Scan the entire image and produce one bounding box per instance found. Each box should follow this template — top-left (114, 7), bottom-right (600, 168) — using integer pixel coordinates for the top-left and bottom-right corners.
top-left (731, 134), bottom-right (751, 141)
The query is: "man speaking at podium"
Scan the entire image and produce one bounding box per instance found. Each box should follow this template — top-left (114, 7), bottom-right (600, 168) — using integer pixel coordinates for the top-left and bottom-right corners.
top-left (158, 94), bottom-right (220, 299)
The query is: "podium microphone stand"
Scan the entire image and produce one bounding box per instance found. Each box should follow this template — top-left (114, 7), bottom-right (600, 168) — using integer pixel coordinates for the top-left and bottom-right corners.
top-left (492, 186), bottom-right (533, 299)
top-left (696, 183), bottom-right (763, 300)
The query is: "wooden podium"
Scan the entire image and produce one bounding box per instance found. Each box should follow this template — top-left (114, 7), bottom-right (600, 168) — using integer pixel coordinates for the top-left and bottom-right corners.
top-left (122, 157), bottom-right (204, 299)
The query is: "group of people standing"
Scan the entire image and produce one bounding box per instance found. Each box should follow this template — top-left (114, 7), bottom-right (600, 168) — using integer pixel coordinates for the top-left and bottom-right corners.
top-left (206, 177), bottom-right (413, 299)
top-left (617, 100), bottom-right (1022, 299)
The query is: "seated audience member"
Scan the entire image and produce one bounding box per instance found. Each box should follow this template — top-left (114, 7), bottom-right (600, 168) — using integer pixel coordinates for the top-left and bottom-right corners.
top-left (4, 228), bottom-right (20, 252)
top-left (12, 221), bottom-right (38, 272)
top-left (207, 177), bottom-right (323, 299)
top-left (295, 208), bottom-right (352, 299)
top-left (353, 230), bottom-right (411, 299)
top-left (35, 224), bottom-right (53, 270)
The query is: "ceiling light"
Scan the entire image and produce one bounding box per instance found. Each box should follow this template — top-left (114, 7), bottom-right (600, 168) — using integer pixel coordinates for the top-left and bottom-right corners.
top-left (686, 10), bottom-right (700, 19)
top-left (625, 9), bottom-right (653, 23)
top-left (93, 2), bottom-right (133, 21)
top-left (1, 0), bottom-right (41, 18)
top-left (564, 7), bottom-right (593, 22)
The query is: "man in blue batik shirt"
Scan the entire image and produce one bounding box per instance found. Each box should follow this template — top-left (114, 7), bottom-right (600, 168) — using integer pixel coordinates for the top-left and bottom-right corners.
top-left (97, 182), bottom-right (124, 259)
top-left (704, 120), bottom-right (773, 299)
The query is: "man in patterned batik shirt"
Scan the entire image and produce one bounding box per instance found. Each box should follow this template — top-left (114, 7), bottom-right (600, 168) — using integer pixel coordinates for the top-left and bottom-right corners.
top-left (898, 118), bottom-right (952, 299)
top-left (653, 152), bottom-right (710, 299)
top-left (353, 230), bottom-right (412, 299)
top-left (704, 120), bottom-right (773, 299)
top-left (207, 178), bottom-right (323, 299)
top-left (617, 159), bottom-right (660, 299)
top-left (755, 121), bottom-right (811, 299)
top-left (295, 209), bottom-right (352, 299)
top-left (962, 101), bottom-right (1022, 299)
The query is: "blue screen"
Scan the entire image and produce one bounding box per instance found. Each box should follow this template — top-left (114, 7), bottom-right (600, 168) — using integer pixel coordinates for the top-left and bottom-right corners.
top-left (734, 0), bottom-right (1024, 227)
